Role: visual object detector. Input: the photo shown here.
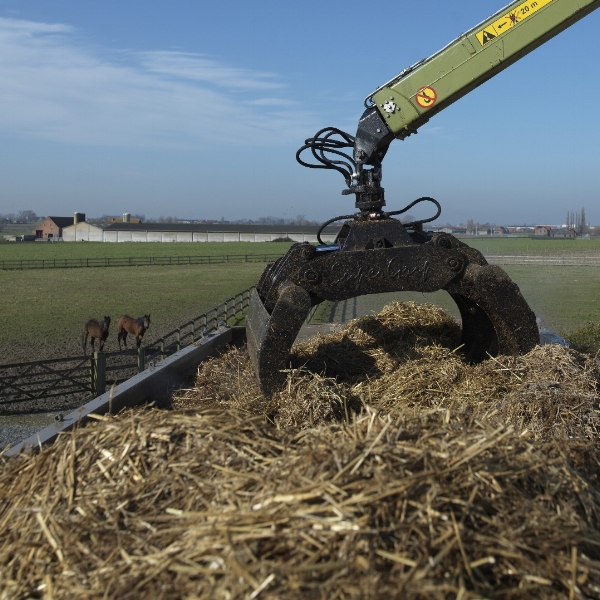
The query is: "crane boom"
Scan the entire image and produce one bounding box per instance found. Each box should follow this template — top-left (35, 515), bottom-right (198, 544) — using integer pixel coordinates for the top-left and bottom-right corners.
top-left (356, 0), bottom-right (600, 168)
top-left (245, 0), bottom-right (600, 397)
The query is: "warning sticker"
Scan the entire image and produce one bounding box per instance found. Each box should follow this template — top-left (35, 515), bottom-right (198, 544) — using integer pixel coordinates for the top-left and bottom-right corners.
top-left (415, 86), bottom-right (438, 109)
top-left (476, 0), bottom-right (553, 46)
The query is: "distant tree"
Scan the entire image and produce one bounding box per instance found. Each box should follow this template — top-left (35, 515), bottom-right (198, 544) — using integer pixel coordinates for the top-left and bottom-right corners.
top-left (466, 219), bottom-right (474, 234)
top-left (580, 207), bottom-right (587, 235)
top-left (18, 210), bottom-right (38, 223)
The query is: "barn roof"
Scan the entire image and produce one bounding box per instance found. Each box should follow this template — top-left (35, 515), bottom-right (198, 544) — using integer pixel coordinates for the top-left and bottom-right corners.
top-left (47, 216), bottom-right (75, 228)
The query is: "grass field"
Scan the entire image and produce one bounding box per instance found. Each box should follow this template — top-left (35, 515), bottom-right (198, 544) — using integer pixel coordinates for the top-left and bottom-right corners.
top-left (310, 265), bottom-right (600, 340)
top-left (2, 238), bottom-right (600, 365)
top-left (0, 263), bottom-right (266, 364)
top-left (0, 241), bottom-right (294, 261)
top-left (459, 236), bottom-right (600, 254)
top-left (2, 237), bottom-right (600, 262)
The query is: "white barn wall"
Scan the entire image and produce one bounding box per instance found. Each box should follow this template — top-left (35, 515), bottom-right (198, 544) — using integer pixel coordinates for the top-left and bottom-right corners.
top-left (89, 228), bottom-right (104, 242)
top-left (132, 232), bottom-right (148, 242)
top-left (62, 224), bottom-right (339, 243)
top-left (207, 232), bottom-right (225, 242)
top-left (62, 223), bottom-right (104, 242)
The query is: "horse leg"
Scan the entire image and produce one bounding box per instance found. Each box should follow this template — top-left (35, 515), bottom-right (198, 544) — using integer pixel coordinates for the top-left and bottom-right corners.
top-left (82, 331), bottom-right (88, 353)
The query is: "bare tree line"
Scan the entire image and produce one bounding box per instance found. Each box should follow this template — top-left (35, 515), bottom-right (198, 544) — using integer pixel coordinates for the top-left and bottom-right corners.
top-left (566, 207), bottom-right (589, 235)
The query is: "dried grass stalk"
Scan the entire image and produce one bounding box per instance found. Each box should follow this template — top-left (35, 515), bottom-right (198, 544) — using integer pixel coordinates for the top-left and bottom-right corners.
top-left (1, 301), bottom-right (600, 599)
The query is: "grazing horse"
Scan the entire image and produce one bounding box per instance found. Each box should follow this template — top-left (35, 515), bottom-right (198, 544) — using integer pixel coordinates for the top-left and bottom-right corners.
top-left (117, 314), bottom-right (151, 350)
top-left (82, 316), bottom-right (111, 353)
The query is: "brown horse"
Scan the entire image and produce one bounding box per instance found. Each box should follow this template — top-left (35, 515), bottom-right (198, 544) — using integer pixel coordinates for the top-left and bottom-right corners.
top-left (117, 314), bottom-right (151, 350)
top-left (82, 316), bottom-right (111, 353)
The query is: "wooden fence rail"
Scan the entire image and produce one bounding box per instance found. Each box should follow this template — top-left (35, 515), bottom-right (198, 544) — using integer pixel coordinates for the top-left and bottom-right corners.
top-left (4, 252), bottom-right (600, 271)
top-left (0, 356), bottom-right (92, 406)
top-left (0, 287), bottom-right (254, 409)
top-left (486, 254), bottom-right (600, 266)
top-left (0, 254), bottom-right (285, 270)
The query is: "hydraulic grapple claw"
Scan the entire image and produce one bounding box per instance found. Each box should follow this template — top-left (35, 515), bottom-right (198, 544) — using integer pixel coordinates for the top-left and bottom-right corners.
top-left (246, 284), bottom-right (312, 397)
top-left (246, 220), bottom-right (538, 396)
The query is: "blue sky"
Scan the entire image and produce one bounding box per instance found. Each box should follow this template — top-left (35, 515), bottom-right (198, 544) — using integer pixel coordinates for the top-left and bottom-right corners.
top-left (1, 0), bottom-right (599, 225)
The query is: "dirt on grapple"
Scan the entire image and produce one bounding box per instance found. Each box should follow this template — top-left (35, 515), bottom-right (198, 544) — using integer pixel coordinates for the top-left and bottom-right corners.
top-left (2, 301), bottom-right (600, 599)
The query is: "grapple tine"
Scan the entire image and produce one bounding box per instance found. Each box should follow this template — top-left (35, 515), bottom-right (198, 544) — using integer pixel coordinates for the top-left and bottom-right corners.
top-left (246, 284), bottom-right (312, 397)
top-left (446, 263), bottom-right (539, 362)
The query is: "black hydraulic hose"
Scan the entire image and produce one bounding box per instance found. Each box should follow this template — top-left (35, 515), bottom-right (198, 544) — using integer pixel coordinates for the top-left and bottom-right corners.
top-left (387, 196), bottom-right (441, 227)
top-left (316, 196), bottom-right (441, 245)
top-left (317, 213), bottom-right (355, 245)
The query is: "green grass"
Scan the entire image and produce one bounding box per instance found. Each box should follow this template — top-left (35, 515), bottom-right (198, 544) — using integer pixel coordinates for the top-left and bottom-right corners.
top-left (3, 238), bottom-right (600, 262)
top-left (2, 236), bottom-right (600, 363)
top-left (0, 263), bottom-right (266, 359)
top-left (310, 265), bottom-right (600, 340)
top-left (0, 241), bottom-right (294, 261)
top-left (503, 265), bottom-right (600, 336)
top-left (458, 236), bottom-right (600, 254)
top-left (565, 323), bottom-right (600, 355)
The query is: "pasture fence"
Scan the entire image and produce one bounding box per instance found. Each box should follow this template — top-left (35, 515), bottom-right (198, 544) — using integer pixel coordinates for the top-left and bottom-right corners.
top-left (485, 254), bottom-right (600, 266)
top-left (3, 252), bottom-right (600, 271)
top-left (0, 254), bottom-right (284, 270)
top-left (0, 287), bottom-right (254, 409)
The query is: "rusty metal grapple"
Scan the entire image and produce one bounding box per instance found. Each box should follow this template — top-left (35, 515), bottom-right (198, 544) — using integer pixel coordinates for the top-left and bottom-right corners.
top-left (246, 126), bottom-right (538, 396)
top-left (246, 217), bottom-right (538, 397)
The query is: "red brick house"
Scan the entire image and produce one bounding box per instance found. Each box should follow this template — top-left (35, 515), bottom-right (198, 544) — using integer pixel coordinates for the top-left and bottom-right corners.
top-left (34, 216), bottom-right (76, 240)
top-left (534, 226), bottom-right (551, 236)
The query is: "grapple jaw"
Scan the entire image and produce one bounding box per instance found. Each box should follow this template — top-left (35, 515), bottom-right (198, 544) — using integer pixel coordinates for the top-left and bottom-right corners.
top-left (246, 221), bottom-right (539, 397)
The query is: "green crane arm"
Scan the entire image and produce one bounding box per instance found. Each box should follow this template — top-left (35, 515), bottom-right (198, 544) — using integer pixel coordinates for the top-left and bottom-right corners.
top-left (354, 0), bottom-right (600, 172)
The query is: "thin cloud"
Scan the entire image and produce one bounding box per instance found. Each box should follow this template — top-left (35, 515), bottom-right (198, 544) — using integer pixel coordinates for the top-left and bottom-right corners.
top-left (0, 17), bottom-right (312, 148)
top-left (139, 51), bottom-right (284, 91)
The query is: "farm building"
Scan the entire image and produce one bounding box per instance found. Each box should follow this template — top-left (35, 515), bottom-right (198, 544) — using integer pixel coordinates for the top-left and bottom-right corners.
top-left (33, 214), bottom-right (84, 240)
top-left (62, 220), bottom-right (105, 242)
top-left (66, 222), bottom-right (342, 244)
top-left (107, 212), bottom-right (142, 224)
top-left (550, 227), bottom-right (576, 238)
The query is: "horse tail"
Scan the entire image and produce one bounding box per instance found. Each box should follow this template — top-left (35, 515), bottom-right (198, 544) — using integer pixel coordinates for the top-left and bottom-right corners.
top-left (82, 328), bottom-right (88, 353)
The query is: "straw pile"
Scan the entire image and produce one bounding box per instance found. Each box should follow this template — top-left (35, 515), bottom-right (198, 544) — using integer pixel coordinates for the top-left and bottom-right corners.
top-left (2, 301), bottom-right (600, 599)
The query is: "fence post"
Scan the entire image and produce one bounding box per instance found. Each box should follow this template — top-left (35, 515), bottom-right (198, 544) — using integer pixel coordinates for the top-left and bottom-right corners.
top-left (90, 355), bottom-right (95, 394)
top-left (160, 341), bottom-right (165, 360)
top-left (138, 347), bottom-right (145, 373)
top-left (93, 351), bottom-right (106, 396)
top-left (177, 328), bottom-right (181, 351)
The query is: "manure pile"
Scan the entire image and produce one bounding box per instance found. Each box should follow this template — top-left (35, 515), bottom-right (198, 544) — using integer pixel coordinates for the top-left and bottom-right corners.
top-left (2, 301), bottom-right (600, 599)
